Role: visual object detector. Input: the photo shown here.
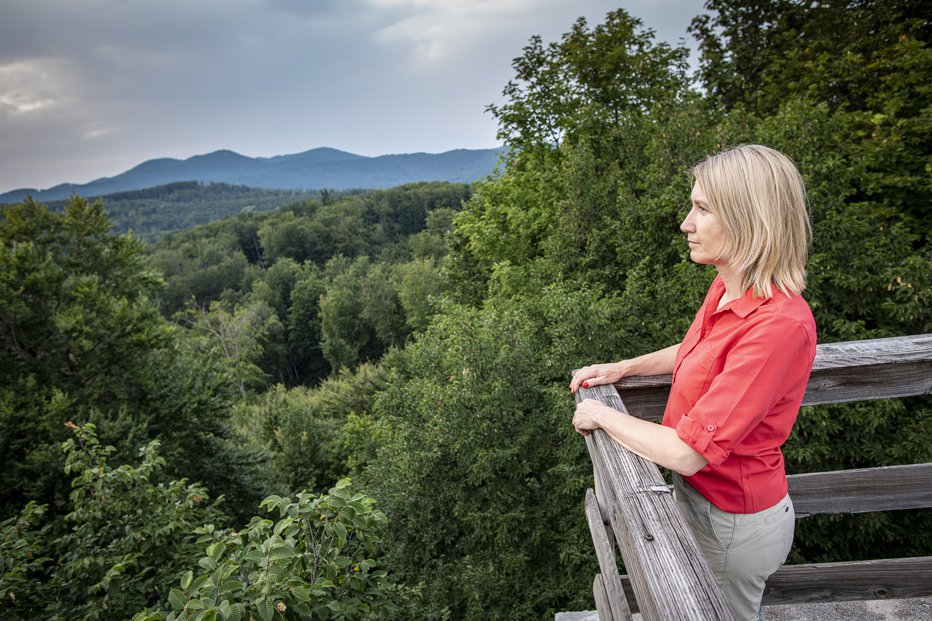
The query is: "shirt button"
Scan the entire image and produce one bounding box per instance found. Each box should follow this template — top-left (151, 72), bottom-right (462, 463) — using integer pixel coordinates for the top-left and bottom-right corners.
top-left (706, 424), bottom-right (715, 432)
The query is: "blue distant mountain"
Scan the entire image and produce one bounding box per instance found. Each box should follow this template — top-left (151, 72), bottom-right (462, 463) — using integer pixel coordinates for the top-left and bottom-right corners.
top-left (0, 146), bottom-right (505, 203)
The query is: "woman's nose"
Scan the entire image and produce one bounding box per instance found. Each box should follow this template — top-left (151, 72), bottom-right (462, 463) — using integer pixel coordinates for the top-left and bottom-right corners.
top-left (680, 215), bottom-right (693, 233)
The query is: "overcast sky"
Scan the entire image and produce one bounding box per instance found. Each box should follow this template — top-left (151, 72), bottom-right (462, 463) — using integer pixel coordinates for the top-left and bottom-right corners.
top-left (0, 0), bottom-right (708, 193)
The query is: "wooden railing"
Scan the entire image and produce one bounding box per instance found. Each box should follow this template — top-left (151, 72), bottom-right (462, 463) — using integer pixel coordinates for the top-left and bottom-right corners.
top-left (574, 333), bottom-right (932, 620)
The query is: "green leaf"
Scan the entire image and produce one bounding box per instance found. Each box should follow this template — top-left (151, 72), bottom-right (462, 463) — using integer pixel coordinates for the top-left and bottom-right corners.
top-left (169, 588), bottom-right (187, 611)
top-left (181, 570), bottom-right (194, 590)
top-left (244, 550), bottom-right (266, 563)
top-left (268, 544), bottom-right (297, 561)
top-left (186, 598), bottom-right (207, 610)
top-left (291, 601), bottom-right (313, 617)
top-left (254, 597), bottom-right (274, 621)
top-left (290, 585), bottom-right (311, 602)
top-left (230, 603), bottom-right (246, 621)
top-left (207, 541), bottom-right (226, 560)
top-left (190, 575), bottom-right (211, 592)
top-left (219, 579), bottom-right (245, 595)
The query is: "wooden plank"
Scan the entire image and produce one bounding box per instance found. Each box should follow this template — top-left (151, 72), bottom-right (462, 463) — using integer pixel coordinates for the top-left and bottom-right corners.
top-left (617, 557), bottom-right (932, 609)
top-left (612, 333), bottom-right (932, 421)
top-left (811, 334), bottom-right (932, 370)
top-left (586, 489), bottom-right (632, 621)
top-left (761, 556), bottom-right (932, 605)
top-left (577, 383), bottom-right (735, 621)
top-left (803, 359), bottom-right (932, 406)
top-left (787, 463), bottom-right (932, 516)
top-left (593, 573), bottom-right (617, 621)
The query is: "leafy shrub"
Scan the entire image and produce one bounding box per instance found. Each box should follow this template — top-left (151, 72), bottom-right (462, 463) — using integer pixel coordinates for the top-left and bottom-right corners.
top-left (135, 479), bottom-right (395, 621)
top-left (0, 422), bottom-right (223, 620)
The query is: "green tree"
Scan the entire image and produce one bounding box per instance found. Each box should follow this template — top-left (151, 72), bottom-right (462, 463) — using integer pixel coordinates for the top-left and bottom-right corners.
top-left (488, 9), bottom-right (690, 158)
top-left (363, 288), bottom-right (647, 619)
top-left (0, 197), bottom-right (261, 519)
top-left (392, 258), bottom-right (447, 334)
top-left (690, 0), bottom-right (932, 231)
top-left (180, 299), bottom-right (283, 398)
top-left (0, 198), bottom-right (164, 513)
top-left (1, 425), bottom-right (401, 621)
top-left (148, 219), bottom-right (255, 317)
top-left (319, 259), bottom-right (376, 372)
top-left (286, 269), bottom-right (330, 385)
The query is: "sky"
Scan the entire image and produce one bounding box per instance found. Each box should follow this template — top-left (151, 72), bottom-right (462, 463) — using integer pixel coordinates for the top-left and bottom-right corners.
top-left (0, 0), bottom-right (708, 193)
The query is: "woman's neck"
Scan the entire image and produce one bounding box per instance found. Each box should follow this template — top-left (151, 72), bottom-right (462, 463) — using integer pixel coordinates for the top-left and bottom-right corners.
top-left (716, 263), bottom-right (745, 308)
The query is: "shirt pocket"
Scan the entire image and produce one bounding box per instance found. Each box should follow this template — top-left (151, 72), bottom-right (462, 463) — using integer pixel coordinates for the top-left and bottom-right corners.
top-left (674, 338), bottom-right (717, 406)
top-left (674, 325), bottom-right (703, 375)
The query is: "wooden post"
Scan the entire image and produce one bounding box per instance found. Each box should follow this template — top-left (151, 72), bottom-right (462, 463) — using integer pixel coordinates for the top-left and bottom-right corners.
top-left (586, 489), bottom-right (633, 621)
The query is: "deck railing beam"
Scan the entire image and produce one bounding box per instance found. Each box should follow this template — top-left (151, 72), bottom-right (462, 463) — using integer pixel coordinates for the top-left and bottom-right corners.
top-left (576, 384), bottom-right (735, 621)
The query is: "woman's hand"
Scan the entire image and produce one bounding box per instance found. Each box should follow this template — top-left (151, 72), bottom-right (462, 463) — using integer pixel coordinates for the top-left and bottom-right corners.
top-left (573, 398), bottom-right (612, 437)
top-left (570, 344), bottom-right (680, 393)
top-left (569, 361), bottom-right (626, 393)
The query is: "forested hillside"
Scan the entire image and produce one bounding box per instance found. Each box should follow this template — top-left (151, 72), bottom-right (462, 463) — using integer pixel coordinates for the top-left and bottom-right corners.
top-left (43, 182), bottom-right (326, 241)
top-left (1, 2), bottom-right (929, 620)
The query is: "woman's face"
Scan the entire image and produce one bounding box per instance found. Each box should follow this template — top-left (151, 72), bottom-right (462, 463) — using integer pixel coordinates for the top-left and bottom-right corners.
top-left (680, 181), bottom-right (727, 266)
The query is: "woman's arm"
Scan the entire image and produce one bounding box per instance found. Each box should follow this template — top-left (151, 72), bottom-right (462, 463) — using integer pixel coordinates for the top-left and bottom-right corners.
top-left (572, 399), bottom-right (708, 476)
top-left (569, 343), bottom-right (680, 393)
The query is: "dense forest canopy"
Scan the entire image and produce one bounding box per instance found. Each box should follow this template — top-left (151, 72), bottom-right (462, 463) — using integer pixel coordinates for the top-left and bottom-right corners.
top-left (1, 1), bottom-right (929, 620)
top-left (40, 182), bottom-right (350, 241)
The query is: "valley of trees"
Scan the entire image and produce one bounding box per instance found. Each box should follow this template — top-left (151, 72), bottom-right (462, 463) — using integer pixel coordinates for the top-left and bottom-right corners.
top-left (42, 182), bottom-right (336, 241)
top-left (1, 1), bottom-right (929, 620)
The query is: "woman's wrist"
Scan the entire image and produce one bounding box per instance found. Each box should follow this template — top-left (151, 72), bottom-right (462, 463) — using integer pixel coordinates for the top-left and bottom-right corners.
top-left (595, 401), bottom-right (618, 427)
top-left (615, 358), bottom-right (636, 378)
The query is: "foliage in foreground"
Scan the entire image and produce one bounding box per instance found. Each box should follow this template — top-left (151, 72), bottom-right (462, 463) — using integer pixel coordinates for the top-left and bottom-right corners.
top-left (0, 424), bottom-right (398, 621)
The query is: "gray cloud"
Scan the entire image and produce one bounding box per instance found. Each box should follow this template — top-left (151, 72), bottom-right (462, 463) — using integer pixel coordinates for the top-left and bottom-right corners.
top-left (0, 0), bottom-right (706, 193)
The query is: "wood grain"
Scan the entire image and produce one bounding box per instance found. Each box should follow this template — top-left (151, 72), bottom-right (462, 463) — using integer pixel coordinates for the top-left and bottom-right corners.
top-left (762, 556), bottom-right (932, 604)
top-left (788, 463), bottom-right (932, 516)
top-left (614, 557), bottom-right (932, 611)
top-left (585, 489), bottom-right (632, 621)
top-left (593, 573), bottom-right (619, 621)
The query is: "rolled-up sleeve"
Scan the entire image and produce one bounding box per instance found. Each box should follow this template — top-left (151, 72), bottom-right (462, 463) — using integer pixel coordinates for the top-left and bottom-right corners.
top-left (674, 314), bottom-right (814, 466)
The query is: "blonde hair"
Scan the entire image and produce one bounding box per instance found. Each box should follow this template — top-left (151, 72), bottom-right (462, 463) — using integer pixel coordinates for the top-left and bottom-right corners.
top-left (691, 144), bottom-right (811, 298)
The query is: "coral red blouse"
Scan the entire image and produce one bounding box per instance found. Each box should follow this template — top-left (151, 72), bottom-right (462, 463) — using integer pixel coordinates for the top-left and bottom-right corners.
top-left (662, 275), bottom-right (816, 514)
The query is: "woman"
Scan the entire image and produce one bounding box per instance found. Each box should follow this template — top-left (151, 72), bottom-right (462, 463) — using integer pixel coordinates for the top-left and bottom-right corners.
top-left (569, 144), bottom-right (817, 621)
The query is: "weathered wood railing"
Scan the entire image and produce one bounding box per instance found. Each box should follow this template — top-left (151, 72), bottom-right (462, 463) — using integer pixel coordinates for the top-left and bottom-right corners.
top-left (575, 333), bottom-right (932, 620)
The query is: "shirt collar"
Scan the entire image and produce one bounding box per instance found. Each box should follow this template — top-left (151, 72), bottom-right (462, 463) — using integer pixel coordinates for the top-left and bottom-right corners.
top-left (711, 275), bottom-right (771, 318)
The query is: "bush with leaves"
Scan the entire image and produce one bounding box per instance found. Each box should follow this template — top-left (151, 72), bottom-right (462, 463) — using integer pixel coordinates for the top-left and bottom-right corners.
top-left (0, 422), bottom-right (224, 621)
top-left (134, 479), bottom-right (396, 621)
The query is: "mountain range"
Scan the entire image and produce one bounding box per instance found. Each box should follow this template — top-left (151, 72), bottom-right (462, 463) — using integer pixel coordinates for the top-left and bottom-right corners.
top-left (0, 146), bottom-right (505, 204)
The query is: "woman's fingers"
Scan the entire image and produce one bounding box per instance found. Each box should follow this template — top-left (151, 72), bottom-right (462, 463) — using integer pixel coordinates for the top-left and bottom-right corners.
top-left (573, 374), bottom-right (605, 391)
top-left (569, 368), bottom-right (591, 392)
top-left (570, 364), bottom-right (619, 392)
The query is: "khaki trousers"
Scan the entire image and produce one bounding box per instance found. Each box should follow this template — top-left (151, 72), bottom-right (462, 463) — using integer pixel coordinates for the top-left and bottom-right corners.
top-left (673, 473), bottom-right (795, 621)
